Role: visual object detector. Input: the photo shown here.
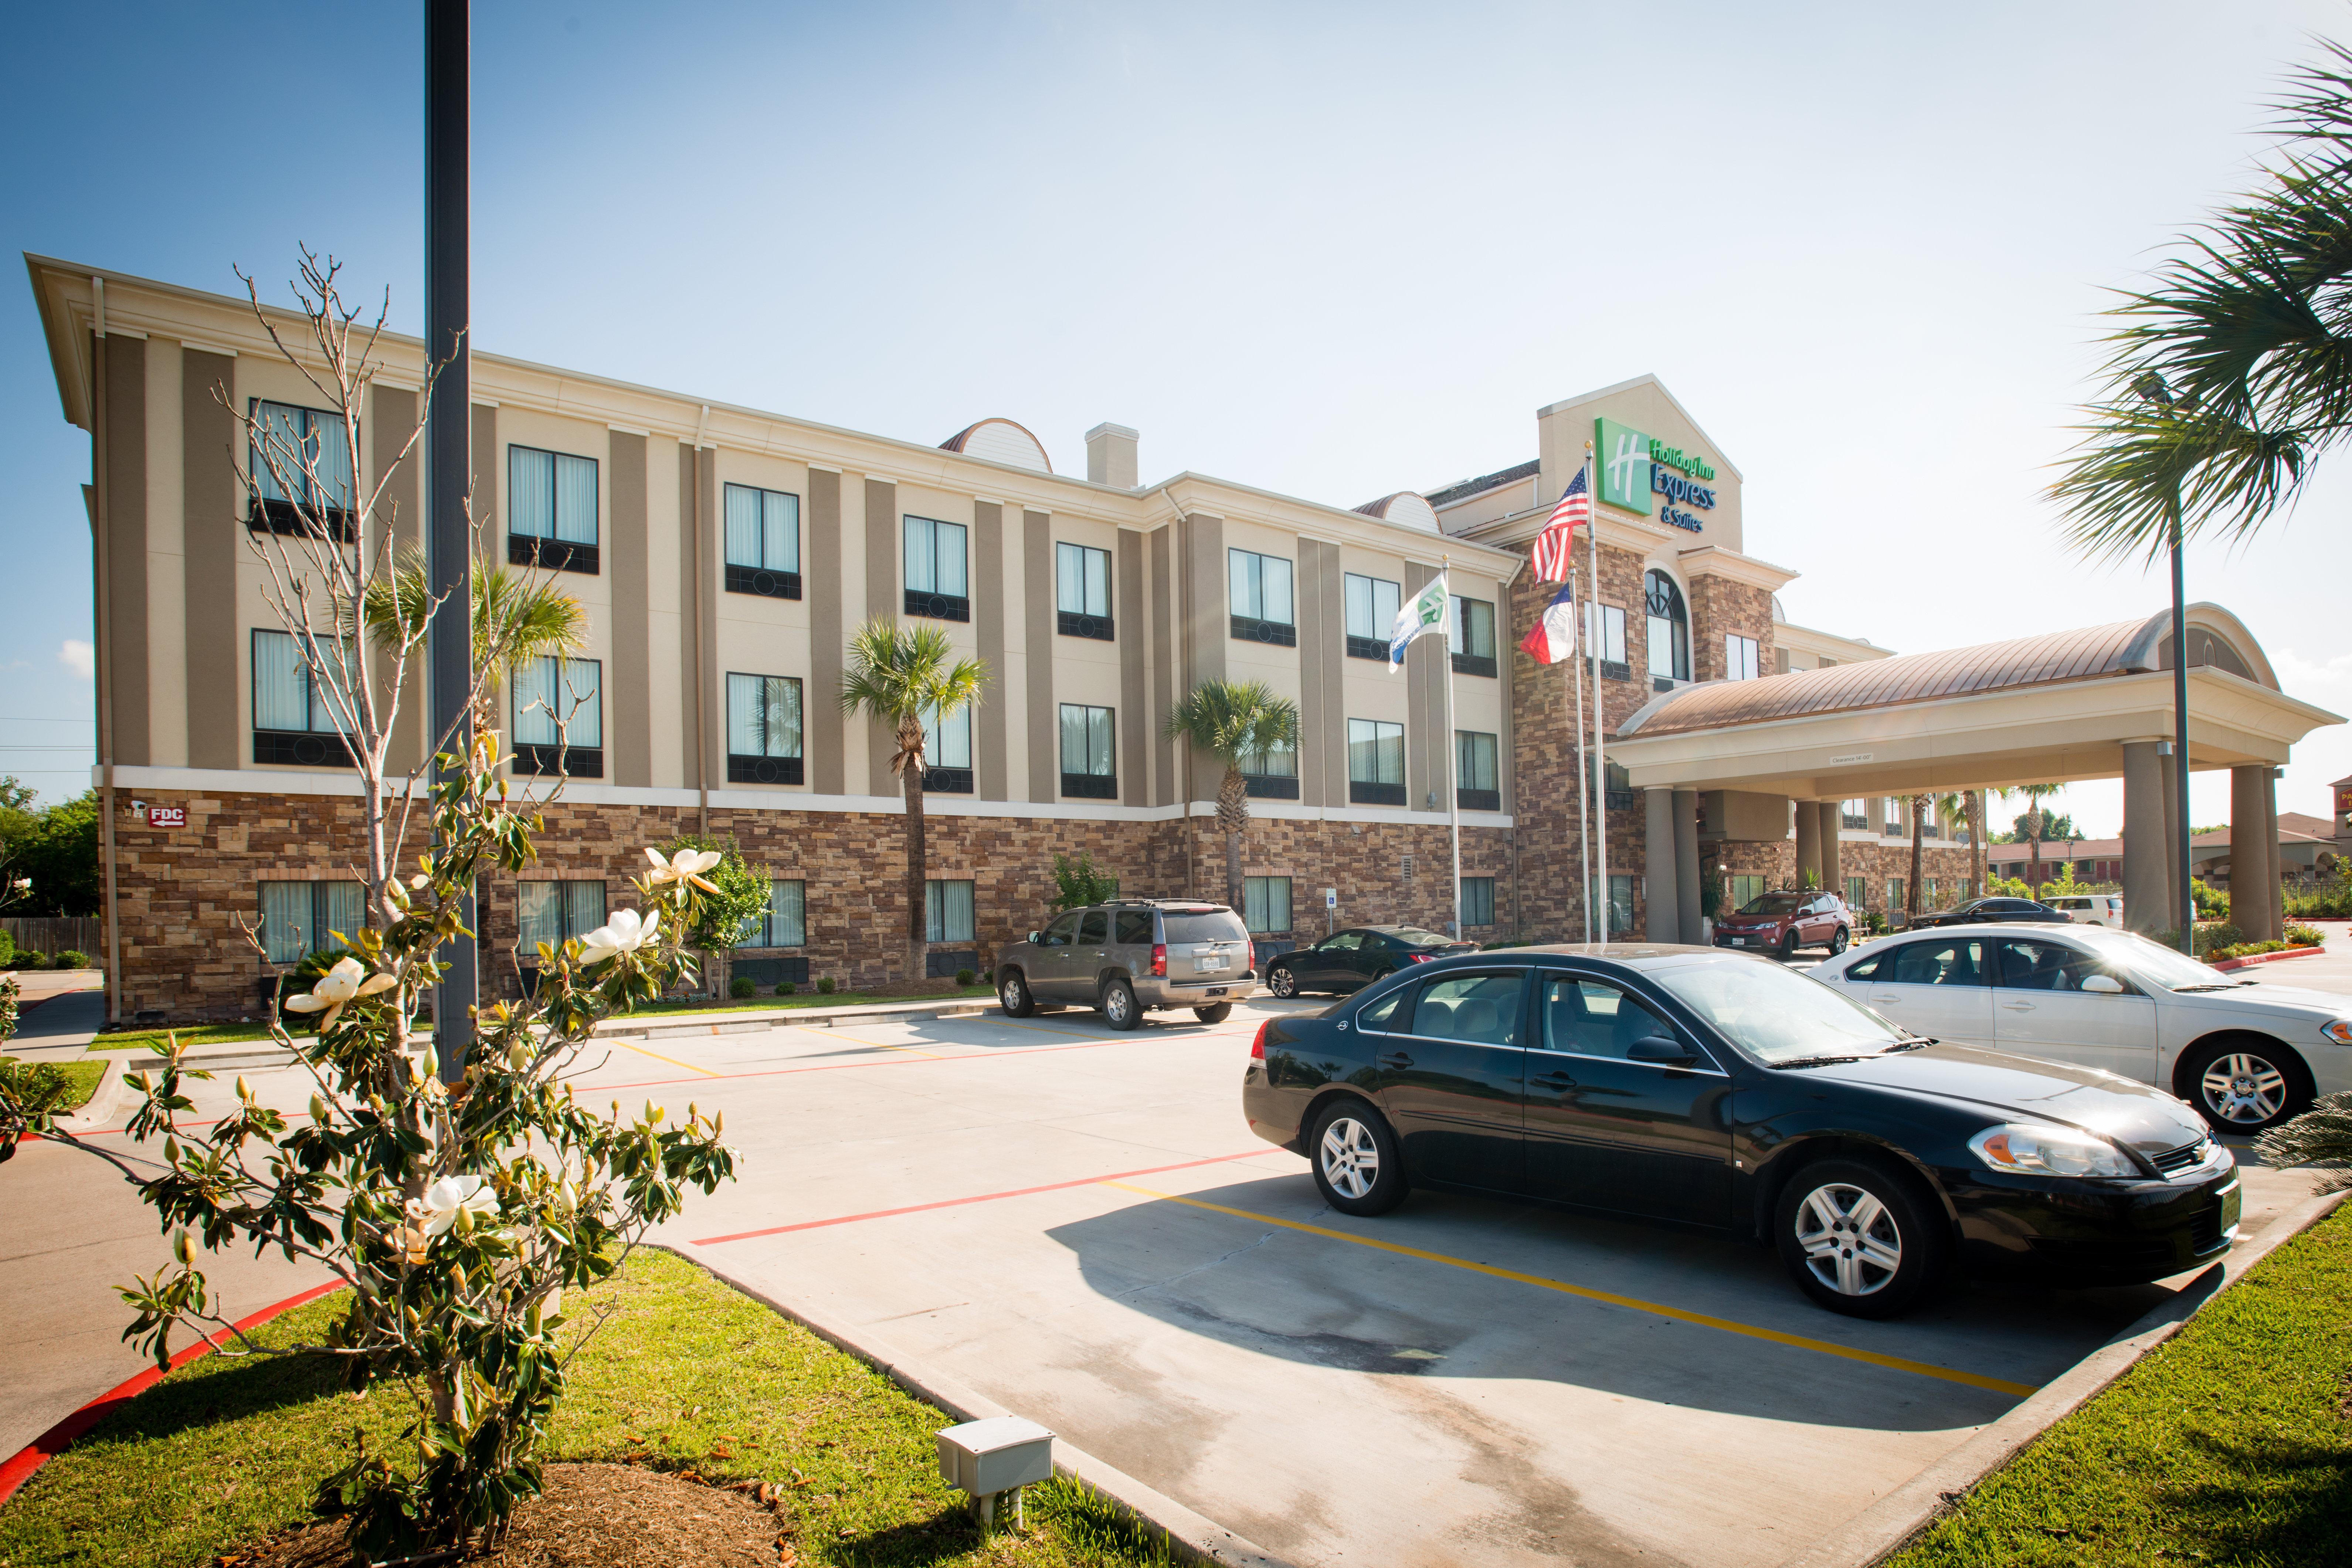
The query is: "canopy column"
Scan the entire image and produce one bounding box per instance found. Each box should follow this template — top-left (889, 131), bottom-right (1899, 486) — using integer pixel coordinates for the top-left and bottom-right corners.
top-left (1794, 800), bottom-right (1822, 892)
top-left (1645, 788), bottom-right (1680, 943)
top-left (2122, 741), bottom-right (2170, 937)
top-left (2260, 766), bottom-right (2284, 940)
top-left (1674, 788), bottom-right (1702, 945)
top-left (2231, 766), bottom-right (2274, 941)
top-left (1819, 802), bottom-right (1843, 900)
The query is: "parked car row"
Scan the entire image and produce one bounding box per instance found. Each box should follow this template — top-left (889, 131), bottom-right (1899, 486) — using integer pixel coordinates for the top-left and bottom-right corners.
top-left (994, 899), bottom-right (1258, 1028)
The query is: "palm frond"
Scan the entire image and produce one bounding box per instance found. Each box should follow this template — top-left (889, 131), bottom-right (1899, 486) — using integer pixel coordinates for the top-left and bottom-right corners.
top-left (838, 620), bottom-right (990, 726)
top-left (1163, 679), bottom-right (1300, 765)
top-left (2254, 1090), bottom-right (2352, 1192)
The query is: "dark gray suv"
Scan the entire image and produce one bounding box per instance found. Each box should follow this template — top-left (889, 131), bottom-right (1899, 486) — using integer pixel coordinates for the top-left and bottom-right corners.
top-left (995, 900), bottom-right (1259, 1029)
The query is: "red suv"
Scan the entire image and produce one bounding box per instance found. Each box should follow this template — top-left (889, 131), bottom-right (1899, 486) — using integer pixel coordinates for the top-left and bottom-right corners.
top-left (1713, 891), bottom-right (1853, 958)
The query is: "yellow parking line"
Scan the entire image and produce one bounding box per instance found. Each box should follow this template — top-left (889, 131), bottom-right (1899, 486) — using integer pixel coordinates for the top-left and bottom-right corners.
top-left (609, 1037), bottom-right (721, 1077)
top-left (1100, 1181), bottom-right (2039, 1400)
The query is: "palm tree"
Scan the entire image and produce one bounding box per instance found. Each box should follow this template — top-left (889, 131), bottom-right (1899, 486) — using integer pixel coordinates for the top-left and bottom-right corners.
top-left (1929, 792), bottom-right (1975, 904)
top-left (360, 548), bottom-right (589, 737)
top-left (1163, 680), bottom-right (1301, 911)
top-left (839, 621), bottom-right (987, 985)
top-left (2258, 1093), bottom-right (2352, 1192)
top-left (1906, 794), bottom-right (1925, 926)
top-left (2051, 43), bottom-right (2352, 562)
top-left (1999, 784), bottom-right (2066, 892)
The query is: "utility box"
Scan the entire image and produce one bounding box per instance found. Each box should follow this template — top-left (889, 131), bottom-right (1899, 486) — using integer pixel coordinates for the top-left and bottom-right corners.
top-left (1702, 790), bottom-right (1791, 843)
top-left (937, 1416), bottom-right (1054, 1501)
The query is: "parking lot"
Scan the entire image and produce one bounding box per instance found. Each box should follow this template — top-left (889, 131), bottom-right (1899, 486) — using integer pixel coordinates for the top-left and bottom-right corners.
top-left (8, 948), bottom-right (2341, 1566)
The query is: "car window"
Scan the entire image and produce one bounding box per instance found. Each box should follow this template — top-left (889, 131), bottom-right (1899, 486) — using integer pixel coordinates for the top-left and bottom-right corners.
top-left (1541, 976), bottom-right (1682, 1062)
top-left (1162, 910), bottom-right (1247, 943)
top-left (1885, 939), bottom-right (1985, 986)
top-left (1740, 894), bottom-right (1808, 915)
top-left (1041, 913), bottom-right (1081, 948)
top-left (1387, 927), bottom-right (1453, 947)
top-left (1078, 911), bottom-right (1109, 946)
top-left (1844, 950), bottom-right (1883, 981)
top-left (1357, 986), bottom-right (1407, 1032)
top-left (1113, 911), bottom-right (1154, 946)
top-left (1406, 972), bottom-right (1525, 1048)
top-left (1324, 933), bottom-right (1362, 951)
top-left (1994, 938), bottom-right (2115, 992)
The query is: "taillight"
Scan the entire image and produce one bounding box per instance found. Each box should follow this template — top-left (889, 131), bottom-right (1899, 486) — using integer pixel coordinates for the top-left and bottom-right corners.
top-left (1409, 952), bottom-right (1435, 963)
top-left (1247, 939), bottom-right (1256, 975)
top-left (1151, 943), bottom-right (1167, 977)
top-left (1250, 1021), bottom-right (1267, 1060)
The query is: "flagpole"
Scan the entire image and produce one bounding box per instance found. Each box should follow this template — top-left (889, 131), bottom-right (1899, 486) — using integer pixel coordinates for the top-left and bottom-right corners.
top-left (1442, 556), bottom-right (1462, 945)
top-left (1571, 565), bottom-right (1591, 941)
top-left (1589, 438), bottom-right (1606, 944)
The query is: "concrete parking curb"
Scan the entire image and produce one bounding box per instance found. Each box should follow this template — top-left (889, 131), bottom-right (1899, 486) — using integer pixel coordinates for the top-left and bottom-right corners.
top-left (47, 1056), bottom-right (125, 1135)
top-left (1777, 1182), bottom-right (2352, 1568)
top-left (2209, 944), bottom-right (2326, 971)
top-left (661, 1242), bottom-right (1294, 1568)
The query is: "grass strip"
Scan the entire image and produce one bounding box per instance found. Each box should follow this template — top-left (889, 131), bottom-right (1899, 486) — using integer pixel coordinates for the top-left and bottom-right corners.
top-left (1886, 1202), bottom-right (2352, 1567)
top-left (0, 1248), bottom-right (1168, 1567)
top-left (0, 1057), bottom-right (104, 1112)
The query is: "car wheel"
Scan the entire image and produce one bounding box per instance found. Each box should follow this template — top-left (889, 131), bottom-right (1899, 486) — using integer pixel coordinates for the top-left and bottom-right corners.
top-left (2181, 1036), bottom-right (2312, 1133)
top-left (1194, 1002), bottom-right (1233, 1024)
top-left (1309, 1100), bottom-right (1408, 1216)
top-left (997, 969), bottom-right (1036, 1018)
top-left (1829, 926), bottom-right (1849, 956)
top-left (1099, 976), bottom-right (1142, 1032)
top-left (1268, 966), bottom-right (1299, 999)
top-left (1774, 1157), bottom-right (1945, 1319)
top-left (1778, 930), bottom-right (1800, 961)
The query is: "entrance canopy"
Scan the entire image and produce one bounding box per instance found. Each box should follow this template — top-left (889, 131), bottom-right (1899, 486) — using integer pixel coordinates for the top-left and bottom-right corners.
top-left (1609, 604), bottom-right (2340, 800)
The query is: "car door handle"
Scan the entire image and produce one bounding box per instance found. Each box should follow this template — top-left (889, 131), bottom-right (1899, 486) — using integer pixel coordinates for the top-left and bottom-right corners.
top-left (1529, 1070), bottom-right (1577, 1092)
top-left (1378, 1052), bottom-right (1414, 1070)
top-left (1869, 993), bottom-right (1901, 1004)
top-left (2001, 1001), bottom-right (2035, 1011)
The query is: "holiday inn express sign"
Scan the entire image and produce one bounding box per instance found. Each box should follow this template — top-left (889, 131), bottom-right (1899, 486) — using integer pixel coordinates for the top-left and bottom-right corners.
top-left (1595, 416), bottom-right (1718, 532)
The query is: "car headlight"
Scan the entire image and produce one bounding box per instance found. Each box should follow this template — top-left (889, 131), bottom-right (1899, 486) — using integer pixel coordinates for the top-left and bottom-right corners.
top-left (1968, 1123), bottom-right (2140, 1179)
top-left (2323, 1020), bottom-right (2352, 1046)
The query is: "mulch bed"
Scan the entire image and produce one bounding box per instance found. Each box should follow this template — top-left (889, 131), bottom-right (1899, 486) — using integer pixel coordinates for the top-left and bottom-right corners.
top-left (220, 1463), bottom-right (790, 1568)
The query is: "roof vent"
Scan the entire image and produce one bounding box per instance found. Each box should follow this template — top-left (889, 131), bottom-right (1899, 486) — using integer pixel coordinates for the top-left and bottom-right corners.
top-left (1351, 492), bottom-right (1441, 533)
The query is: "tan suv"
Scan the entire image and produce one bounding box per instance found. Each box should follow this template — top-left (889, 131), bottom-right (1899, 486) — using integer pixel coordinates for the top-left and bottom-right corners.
top-left (995, 900), bottom-right (1258, 1029)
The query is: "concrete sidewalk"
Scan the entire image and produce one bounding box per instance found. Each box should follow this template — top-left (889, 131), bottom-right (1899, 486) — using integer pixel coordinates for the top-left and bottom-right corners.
top-left (5, 989), bottom-right (103, 1058)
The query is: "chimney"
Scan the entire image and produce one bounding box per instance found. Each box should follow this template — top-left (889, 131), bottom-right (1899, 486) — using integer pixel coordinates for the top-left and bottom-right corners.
top-left (1085, 422), bottom-right (1138, 488)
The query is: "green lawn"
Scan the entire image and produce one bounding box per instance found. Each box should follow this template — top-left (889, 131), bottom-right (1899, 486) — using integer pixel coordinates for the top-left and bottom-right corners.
top-left (0, 1057), bottom-right (103, 1111)
top-left (1886, 1202), bottom-right (2352, 1567)
top-left (89, 1021), bottom-right (311, 1053)
top-left (0, 1248), bottom-right (1168, 1568)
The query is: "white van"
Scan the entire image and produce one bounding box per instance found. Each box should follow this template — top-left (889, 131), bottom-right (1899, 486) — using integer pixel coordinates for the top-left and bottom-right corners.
top-left (2043, 893), bottom-right (2123, 929)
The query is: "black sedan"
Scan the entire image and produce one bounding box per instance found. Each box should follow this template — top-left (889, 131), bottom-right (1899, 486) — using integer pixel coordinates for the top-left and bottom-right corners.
top-left (1907, 896), bottom-right (2070, 929)
top-left (1241, 943), bottom-right (2239, 1317)
top-left (1264, 926), bottom-right (1478, 999)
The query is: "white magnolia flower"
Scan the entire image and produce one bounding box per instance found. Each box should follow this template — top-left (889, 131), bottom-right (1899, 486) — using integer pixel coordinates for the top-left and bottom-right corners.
top-left (282, 956), bottom-right (396, 1029)
top-left (644, 846), bottom-right (723, 897)
top-left (578, 907), bottom-right (661, 965)
top-left (406, 1175), bottom-right (499, 1242)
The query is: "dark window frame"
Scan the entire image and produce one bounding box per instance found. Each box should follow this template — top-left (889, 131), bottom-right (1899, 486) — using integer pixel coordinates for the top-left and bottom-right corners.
top-left (250, 629), bottom-right (356, 767)
top-left (246, 398), bottom-right (356, 542)
top-left (904, 514), bottom-right (970, 621)
top-left (506, 444), bottom-right (601, 576)
top-left (723, 482), bottom-right (802, 600)
top-left (1450, 595), bottom-right (1498, 677)
top-left (726, 672), bottom-right (804, 785)
top-left (1055, 541), bottom-right (1114, 640)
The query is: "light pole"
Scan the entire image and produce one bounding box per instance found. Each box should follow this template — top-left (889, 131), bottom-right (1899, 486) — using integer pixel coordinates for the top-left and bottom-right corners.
top-left (2134, 371), bottom-right (2197, 955)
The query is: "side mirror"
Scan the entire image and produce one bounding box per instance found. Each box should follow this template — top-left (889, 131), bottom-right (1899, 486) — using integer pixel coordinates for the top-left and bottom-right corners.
top-left (1626, 1034), bottom-right (1696, 1064)
top-left (2082, 974), bottom-right (2125, 995)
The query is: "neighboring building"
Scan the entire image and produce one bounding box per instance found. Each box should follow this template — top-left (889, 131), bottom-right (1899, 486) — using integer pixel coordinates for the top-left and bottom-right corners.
top-left (1988, 812), bottom-right (2338, 893)
top-left (24, 262), bottom-right (1973, 1020)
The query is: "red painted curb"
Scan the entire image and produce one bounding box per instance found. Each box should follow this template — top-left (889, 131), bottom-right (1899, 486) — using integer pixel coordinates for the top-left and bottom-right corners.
top-left (2210, 944), bottom-right (2327, 972)
top-left (0, 1280), bottom-right (345, 1507)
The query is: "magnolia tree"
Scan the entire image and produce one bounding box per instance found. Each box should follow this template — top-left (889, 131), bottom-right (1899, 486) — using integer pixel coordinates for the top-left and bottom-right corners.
top-left (0, 255), bottom-right (739, 1555)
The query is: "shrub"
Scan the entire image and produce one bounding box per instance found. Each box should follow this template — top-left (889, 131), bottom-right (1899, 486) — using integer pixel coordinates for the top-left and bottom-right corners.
top-left (956, 967), bottom-right (977, 987)
top-left (0, 928), bottom-right (13, 968)
top-left (816, 975), bottom-right (836, 994)
top-left (13, 951), bottom-right (48, 971)
top-left (2285, 923), bottom-right (2327, 948)
top-left (1051, 851), bottom-right (1119, 912)
top-left (2192, 880), bottom-right (2231, 921)
top-left (729, 975), bottom-right (756, 998)
top-left (55, 948), bottom-right (91, 970)
top-left (776, 980), bottom-right (796, 996)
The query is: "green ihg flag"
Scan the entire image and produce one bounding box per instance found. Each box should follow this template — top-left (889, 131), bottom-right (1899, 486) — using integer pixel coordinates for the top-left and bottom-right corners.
top-left (1388, 574), bottom-right (1449, 670)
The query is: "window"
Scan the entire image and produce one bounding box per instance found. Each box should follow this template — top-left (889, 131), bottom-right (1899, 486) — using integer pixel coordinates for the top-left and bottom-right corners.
top-left (724, 483), bottom-right (801, 599)
top-left (517, 880), bottom-right (608, 954)
top-left (1541, 976), bottom-right (1684, 1062)
top-left (512, 655), bottom-right (603, 777)
top-left (726, 673), bottom-right (803, 785)
top-left (1059, 703), bottom-right (1117, 798)
top-left (1886, 938), bottom-right (1985, 986)
top-left (751, 879), bottom-right (806, 947)
top-left (1357, 984), bottom-right (1406, 1032)
top-left (1078, 910), bottom-right (1108, 946)
top-left (923, 702), bottom-right (973, 793)
top-left (1645, 570), bottom-right (1690, 687)
top-left (1841, 798), bottom-right (1869, 830)
top-left (1243, 875), bottom-right (1292, 934)
top-left (1586, 603), bottom-right (1630, 681)
top-left (1456, 731), bottom-right (1500, 812)
top-left (1228, 549), bottom-right (1296, 646)
top-left (1239, 736), bottom-right (1300, 800)
top-left (1407, 971), bottom-right (1524, 1048)
top-left (1606, 874), bottom-right (1635, 935)
top-left (1845, 875), bottom-right (1868, 910)
top-left (1039, 912), bottom-right (1080, 948)
top-left (1344, 573), bottom-right (1400, 661)
top-left (926, 879), bottom-right (975, 944)
top-left (508, 445), bottom-right (599, 573)
top-left (258, 880), bottom-right (362, 964)
top-left (1727, 873), bottom-right (1767, 909)
top-left (1589, 753), bottom-right (1633, 812)
top-left (1461, 876), bottom-right (1496, 927)
top-left (1725, 634), bottom-right (1760, 682)
top-left (1887, 876), bottom-right (1905, 912)
top-left (1114, 910), bottom-right (1154, 946)
top-left (1347, 719), bottom-right (1405, 805)
top-left (248, 400), bottom-right (354, 539)
top-left (1451, 596), bottom-right (1498, 677)
top-left (1056, 542), bottom-right (1114, 639)
top-left (251, 629), bottom-right (356, 766)
top-left (1924, 877), bottom-right (1941, 905)
top-left (904, 515), bottom-right (970, 621)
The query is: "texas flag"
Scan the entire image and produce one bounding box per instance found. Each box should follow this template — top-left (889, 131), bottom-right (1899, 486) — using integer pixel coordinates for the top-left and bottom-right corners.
top-left (1519, 580), bottom-right (1578, 665)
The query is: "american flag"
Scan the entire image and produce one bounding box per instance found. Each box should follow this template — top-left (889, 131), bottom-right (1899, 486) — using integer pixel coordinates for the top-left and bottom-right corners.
top-left (1531, 464), bottom-right (1589, 583)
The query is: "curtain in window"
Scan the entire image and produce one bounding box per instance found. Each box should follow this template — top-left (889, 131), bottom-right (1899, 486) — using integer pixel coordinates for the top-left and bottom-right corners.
top-left (565, 660), bottom-right (602, 746)
top-left (1060, 705), bottom-right (1086, 775)
top-left (561, 880), bottom-right (607, 938)
top-left (726, 673), bottom-right (761, 756)
top-left (313, 415), bottom-right (354, 511)
top-left (905, 516), bottom-right (935, 591)
top-left (1457, 599), bottom-right (1496, 659)
top-left (766, 879), bottom-right (806, 947)
top-left (1346, 576), bottom-right (1398, 639)
top-left (1457, 732), bottom-right (1498, 792)
top-left (934, 521), bottom-right (967, 596)
top-left (1461, 877), bottom-right (1495, 927)
top-left (517, 882), bottom-right (562, 951)
top-left (924, 703), bottom-right (971, 768)
top-left (926, 879), bottom-right (975, 943)
top-left (320, 880), bottom-right (364, 945)
top-left (728, 673), bottom-right (797, 757)
top-left (764, 492), bottom-right (798, 571)
top-left (253, 631), bottom-right (309, 731)
top-left (260, 882), bottom-right (311, 963)
top-left (309, 639), bottom-right (358, 735)
top-left (1241, 737), bottom-right (1297, 777)
top-left (1244, 876), bottom-right (1291, 934)
top-left (1060, 706), bottom-right (1113, 775)
top-left (509, 448), bottom-right (555, 538)
top-left (1348, 720), bottom-right (1403, 784)
top-left (725, 484), bottom-right (762, 567)
top-left (1261, 555), bottom-right (1293, 623)
top-left (555, 454), bottom-right (598, 543)
top-left (1229, 550), bottom-right (1255, 618)
top-left (512, 656), bottom-right (559, 746)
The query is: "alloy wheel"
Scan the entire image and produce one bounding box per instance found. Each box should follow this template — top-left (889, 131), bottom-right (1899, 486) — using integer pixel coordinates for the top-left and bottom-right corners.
top-left (1270, 968), bottom-right (1298, 998)
top-left (1104, 981), bottom-right (1133, 1026)
top-left (1318, 1116), bottom-right (1381, 1201)
top-left (1000, 974), bottom-right (1025, 1010)
top-left (1793, 1182), bottom-right (1903, 1297)
top-left (2201, 1052), bottom-right (2287, 1126)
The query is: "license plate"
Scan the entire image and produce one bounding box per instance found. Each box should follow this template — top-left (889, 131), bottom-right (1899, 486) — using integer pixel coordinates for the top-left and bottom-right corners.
top-left (2218, 1180), bottom-right (2242, 1238)
top-left (1728, 937), bottom-right (1746, 946)
top-left (1204, 986), bottom-right (1228, 997)
top-left (1199, 956), bottom-right (1228, 971)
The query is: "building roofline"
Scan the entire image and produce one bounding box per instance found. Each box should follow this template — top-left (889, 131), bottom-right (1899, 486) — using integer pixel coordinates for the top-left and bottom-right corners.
top-left (1534, 374), bottom-right (1746, 483)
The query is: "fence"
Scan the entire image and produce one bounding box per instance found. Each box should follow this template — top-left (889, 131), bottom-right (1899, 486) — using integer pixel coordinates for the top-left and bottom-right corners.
top-left (2, 917), bottom-right (101, 957)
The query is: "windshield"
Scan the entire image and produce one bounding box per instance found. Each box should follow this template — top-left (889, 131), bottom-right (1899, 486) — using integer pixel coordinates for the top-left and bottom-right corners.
top-left (2094, 930), bottom-right (2241, 991)
top-left (1650, 956), bottom-right (1902, 1063)
top-left (1384, 927), bottom-right (1457, 947)
top-left (1737, 895), bottom-right (1808, 916)
top-left (1162, 911), bottom-right (1247, 943)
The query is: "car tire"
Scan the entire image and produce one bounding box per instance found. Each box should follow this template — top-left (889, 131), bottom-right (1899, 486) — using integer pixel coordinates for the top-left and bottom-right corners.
top-left (1194, 1003), bottom-right (1233, 1024)
top-left (2179, 1035), bottom-right (2313, 1134)
top-left (1774, 1157), bottom-right (1945, 1319)
top-left (1308, 1100), bottom-right (1409, 1216)
top-left (997, 969), bottom-right (1036, 1018)
top-left (1268, 966), bottom-right (1300, 999)
top-left (1829, 926), bottom-right (1849, 956)
top-left (1099, 976), bottom-right (1142, 1032)
top-left (1778, 930), bottom-right (1800, 962)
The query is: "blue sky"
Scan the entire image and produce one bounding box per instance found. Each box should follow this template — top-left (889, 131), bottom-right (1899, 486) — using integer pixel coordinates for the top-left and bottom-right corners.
top-left (4, 0), bottom-right (2348, 839)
